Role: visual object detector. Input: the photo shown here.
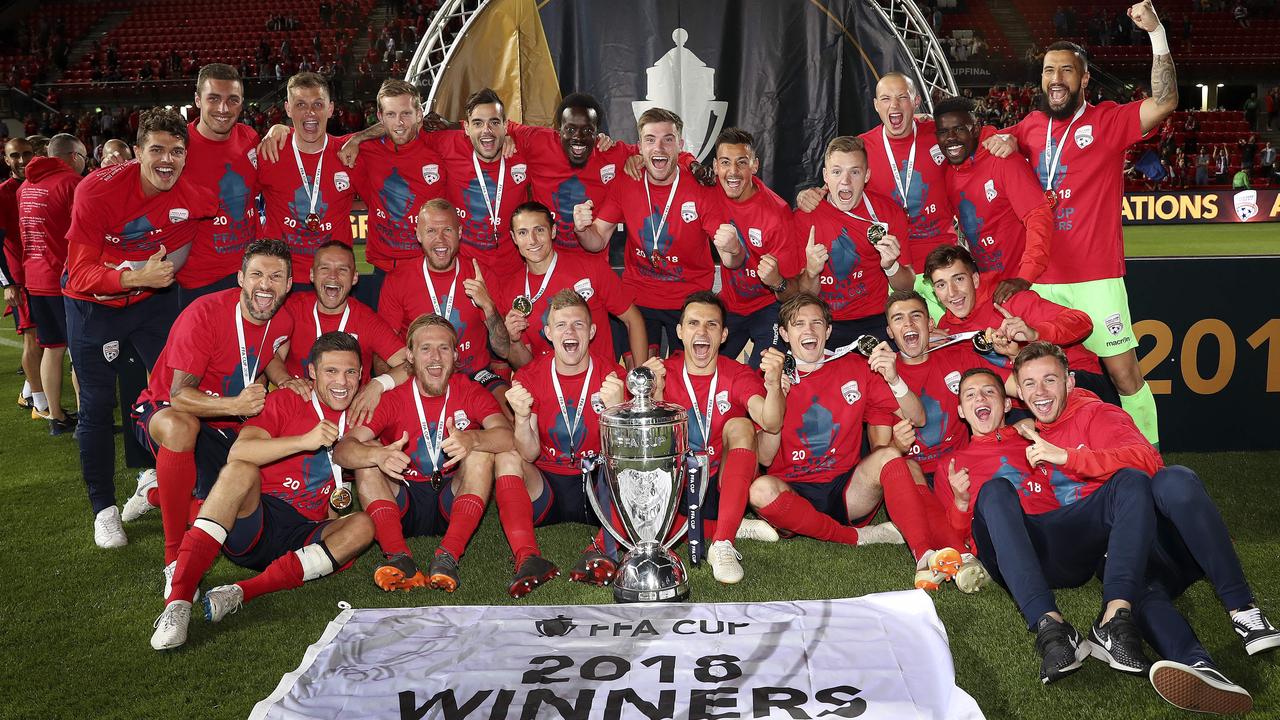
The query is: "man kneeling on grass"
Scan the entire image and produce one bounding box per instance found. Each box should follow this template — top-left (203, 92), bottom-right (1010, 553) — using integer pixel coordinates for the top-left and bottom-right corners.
top-left (151, 332), bottom-right (374, 650)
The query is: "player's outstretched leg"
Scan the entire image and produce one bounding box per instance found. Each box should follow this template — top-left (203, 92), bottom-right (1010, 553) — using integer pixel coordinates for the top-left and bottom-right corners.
top-left (431, 451), bottom-right (495, 592)
top-left (356, 467), bottom-right (427, 592)
top-left (495, 451), bottom-right (558, 598)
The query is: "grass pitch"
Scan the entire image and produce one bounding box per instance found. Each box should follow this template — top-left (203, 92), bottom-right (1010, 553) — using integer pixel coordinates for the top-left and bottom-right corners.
top-left (1, 338), bottom-right (1278, 719)
top-left (1123, 223), bottom-right (1278, 258)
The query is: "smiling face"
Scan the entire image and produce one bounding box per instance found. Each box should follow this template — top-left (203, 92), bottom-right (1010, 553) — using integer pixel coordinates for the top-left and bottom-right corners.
top-left (930, 260), bottom-right (979, 319)
top-left (195, 78), bottom-right (244, 140)
top-left (408, 322), bottom-right (457, 396)
top-left (135, 131), bottom-right (187, 195)
top-left (874, 74), bottom-right (918, 138)
top-left (886, 297), bottom-right (930, 360)
top-left (545, 303), bottom-right (595, 370)
top-left (1041, 50), bottom-right (1088, 120)
top-left (4, 139), bottom-right (33, 181)
top-left (676, 302), bottom-right (727, 373)
top-left (237, 253), bottom-right (291, 323)
top-left (715, 142), bottom-right (758, 202)
top-left (416, 205), bottom-right (461, 271)
top-left (285, 85), bottom-right (333, 147)
top-left (310, 245), bottom-right (356, 312)
top-left (510, 209), bottom-right (555, 266)
top-left (465, 102), bottom-right (506, 161)
top-left (558, 106), bottom-right (598, 168)
top-left (1016, 355), bottom-right (1074, 424)
top-left (823, 149), bottom-right (869, 212)
top-left (310, 349), bottom-right (361, 411)
top-left (639, 120), bottom-right (681, 183)
top-left (957, 372), bottom-right (1010, 436)
top-left (780, 303), bottom-right (832, 364)
top-left (935, 110), bottom-right (978, 166)
top-left (379, 93), bottom-right (422, 147)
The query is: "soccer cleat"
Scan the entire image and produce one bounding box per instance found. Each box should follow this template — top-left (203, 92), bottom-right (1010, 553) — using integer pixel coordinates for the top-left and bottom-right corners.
top-left (735, 518), bottom-right (780, 542)
top-left (856, 521), bottom-right (904, 545)
top-left (569, 548), bottom-right (617, 586)
top-left (927, 547), bottom-right (964, 579)
top-left (1232, 606), bottom-right (1280, 656)
top-left (202, 584), bottom-right (244, 623)
top-left (16, 393), bottom-right (32, 411)
top-left (1035, 614), bottom-right (1092, 684)
top-left (93, 506), bottom-right (127, 548)
top-left (31, 407), bottom-right (49, 421)
top-left (150, 601), bottom-right (192, 651)
top-left (914, 568), bottom-right (947, 591)
top-left (1088, 608), bottom-right (1151, 675)
top-left (428, 549), bottom-right (460, 593)
top-left (508, 555), bottom-right (560, 598)
top-left (48, 413), bottom-right (77, 436)
top-left (954, 553), bottom-right (991, 594)
top-left (1150, 660), bottom-right (1253, 715)
top-left (707, 540), bottom-right (745, 584)
top-left (122, 469), bottom-right (159, 522)
top-left (373, 552), bottom-right (428, 592)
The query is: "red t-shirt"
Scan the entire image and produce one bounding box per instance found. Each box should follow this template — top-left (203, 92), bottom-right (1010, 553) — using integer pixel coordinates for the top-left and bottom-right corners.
top-left (280, 293), bottom-right (404, 381)
top-left (859, 120), bottom-right (957, 264)
top-left (1008, 101), bottom-right (1152, 283)
top-left (944, 147), bottom-right (1050, 285)
top-left (377, 259), bottom-right (492, 376)
top-left (491, 251), bottom-right (635, 361)
top-left (705, 178), bottom-right (804, 316)
top-left (245, 389), bottom-right (345, 521)
top-left (421, 129), bottom-right (531, 279)
top-left (17, 157), bottom-right (80, 295)
top-left (177, 121), bottom-right (260, 288)
top-left (507, 121), bottom-right (630, 264)
top-left (65, 161), bottom-right (217, 307)
top-left (511, 351), bottom-right (624, 475)
top-left (767, 353), bottom-right (898, 483)
top-left (938, 282), bottom-right (1101, 374)
top-left (935, 431), bottom-right (1058, 539)
top-left (257, 130), bottom-right (358, 279)
top-left (364, 373), bottom-right (502, 482)
top-left (137, 288), bottom-right (294, 428)
top-left (1, 178), bottom-right (24, 287)
top-left (791, 192), bottom-right (911, 321)
top-left (595, 169), bottom-right (718, 310)
top-left (895, 345), bottom-right (994, 474)
top-left (661, 354), bottom-right (763, 476)
top-left (350, 133), bottom-right (446, 272)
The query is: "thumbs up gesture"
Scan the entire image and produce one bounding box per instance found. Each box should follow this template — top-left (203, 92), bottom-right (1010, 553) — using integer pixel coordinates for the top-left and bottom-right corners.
top-left (804, 226), bottom-right (828, 278)
top-left (440, 416), bottom-right (477, 467)
top-left (378, 431), bottom-right (412, 480)
top-left (124, 245), bottom-right (175, 289)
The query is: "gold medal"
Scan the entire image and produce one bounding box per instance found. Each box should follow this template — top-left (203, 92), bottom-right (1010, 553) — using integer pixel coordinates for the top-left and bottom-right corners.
top-left (430, 470), bottom-right (444, 491)
top-left (1044, 189), bottom-right (1058, 210)
top-left (329, 485), bottom-right (353, 513)
top-left (305, 213), bottom-right (321, 232)
top-left (649, 251), bottom-right (662, 269)
top-left (972, 332), bottom-right (994, 354)
top-left (513, 294), bottom-right (534, 317)
top-left (866, 222), bottom-right (887, 245)
top-left (855, 334), bottom-right (880, 357)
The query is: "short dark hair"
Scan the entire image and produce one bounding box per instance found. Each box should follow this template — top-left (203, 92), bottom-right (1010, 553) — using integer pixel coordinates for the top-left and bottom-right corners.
top-left (287, 71), bottom-right (330, 99)
top-left (196, 63), bottom-right (242, 95)
top-left (885, 289), bottom-right (928, 320)
top-left (464, 88), bottom-right (504, 120)
top-left (924, 244), bottom-right (979, 279)
top-left (714, 127), bottom-right (755, 157)
top-left (555, 93), bottom-right (603, 129)
top-left (779, 292), bottom-right (832, 328)
top-left (314, 240), bottom-right (355, 259)
top-left (681, 290), bottom-right (726, 325)
top-left (241, 238), bottom-right (293, 275)
top-left (959, 366), bottom-right (1005, 397)
top-left (637, 108), bottom-right (683, 138)
top-left (308, 330), bottom-right (362, 371)
top-left (510, 200), bottom-right (554, 228)
top-left (136, 107), bottom-right (188, 147)
top-left (1044, 41), bottom-right (1089, 72)
top-left (1013, 340), bottom-right (1070, 375)
top-left (932, 95), bottom-right (976, 119)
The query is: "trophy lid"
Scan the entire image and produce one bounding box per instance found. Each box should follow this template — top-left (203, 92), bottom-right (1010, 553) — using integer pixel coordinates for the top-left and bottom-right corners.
top-left (601, 367), bottom-right (689, 428)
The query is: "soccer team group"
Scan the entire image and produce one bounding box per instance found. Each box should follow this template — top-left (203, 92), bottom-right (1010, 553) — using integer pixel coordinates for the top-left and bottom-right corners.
top-left (0, 0), bottom-right (1274, 713)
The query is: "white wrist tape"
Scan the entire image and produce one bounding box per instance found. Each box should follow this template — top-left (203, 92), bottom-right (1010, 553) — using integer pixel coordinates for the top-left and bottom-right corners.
top-left (889, 377), bottom-right (910, 398)
top-left (373, 373), bottom-right (395, 391)
top-left (883, 261), bottom-right (901, 276)
top-left (1149, 25), bottom-right (1169, 56)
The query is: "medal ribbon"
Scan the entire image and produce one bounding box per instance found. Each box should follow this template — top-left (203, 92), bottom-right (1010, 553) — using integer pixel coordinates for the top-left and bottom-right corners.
top-left (312, 301), bottom-right (350, 337)
top-left (1042, 103), bottom-right (1087, 191)
top-left (422, 260), bottom-right (458, 321)
top-left (471, 152), bottom-right (505, 235)
top-left (523, 251), bottom-right (559, 305)
top-left (642, 168), bottom-right (681, 263)
top-left (310, 393), bottom-right (347, 491)
top-left (411, 382), bottom-right (450, 474)
top-left (550, 358), bottom-right (593, 453)
top-left (234, 303), bottom-right (272, 389)
top-left (291, 133), bottom-right (328, 224)
top-left (681, 363), bottom-right (719, 454)
top-left (881, 123), bottom-right (917, 209)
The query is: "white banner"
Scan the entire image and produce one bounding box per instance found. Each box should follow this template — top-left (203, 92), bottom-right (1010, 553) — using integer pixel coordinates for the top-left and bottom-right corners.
top-left (252, 591), bottom-right (983, 720)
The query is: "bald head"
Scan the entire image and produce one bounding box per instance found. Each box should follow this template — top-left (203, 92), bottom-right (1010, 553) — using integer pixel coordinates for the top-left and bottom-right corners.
top-left (48, 133), bottom-right (87, 175)
top-left (101, 139), bottom-right (132, 166)
top-left (874, 73), bottom-right (920, 138)
top-left (4, 138), bottom-right (34, 181)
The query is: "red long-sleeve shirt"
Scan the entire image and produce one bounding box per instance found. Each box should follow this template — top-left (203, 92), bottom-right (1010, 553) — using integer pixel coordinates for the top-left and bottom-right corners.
top-left (939, 280), bottom-right (1100, 373)
top-left (1036, 389), bottom-right (1163, 492)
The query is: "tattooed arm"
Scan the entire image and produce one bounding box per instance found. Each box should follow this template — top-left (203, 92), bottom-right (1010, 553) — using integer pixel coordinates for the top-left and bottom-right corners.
top-left (1130, 0), bottom-right (1179, 133)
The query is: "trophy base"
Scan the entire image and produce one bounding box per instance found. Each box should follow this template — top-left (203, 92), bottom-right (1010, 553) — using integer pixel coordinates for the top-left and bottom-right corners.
top-left (611, 543), bottom-right (690, 603)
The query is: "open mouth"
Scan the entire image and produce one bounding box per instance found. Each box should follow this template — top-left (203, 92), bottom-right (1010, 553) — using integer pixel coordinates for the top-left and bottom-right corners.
top-left (800, 335), bottom-right (820, 352)
top-left (155, 167), bottom-right (175, 182)
top-left (942, 141), bottom-right (968, 162)
top-left (302, 120), bottom-right (320, 134)
top-left (973, 405), bottom-right (992, 422)
top-left (1032, 397), bottom-right (1054, 416)
top-left (252, 290), bottom-right (276, 314)
top-left (569, 142), bottom-right (588, 156)
top-left (900, 329), bottom-right (922, 354)
top-left (837, 189), bottom-right (854, 203)
top-left (725, 176), bottom-right (743, 191)
top-left (328, 386), bottom-right (350, 401)
top-left (947, 295), bottom-right (968, 312)
top-left (561, 338), bottom-right (581, 354)
top-left (425, 363), bottom-right (445, 379)
top-left (888, 111), bottom-right (905, 132)
top-left (429, 245), bottom-right (451, 261)
top-left (650, 155), bottom-right (671, 173)
top-left (322, 282), bottom-right (342, 302)
top-left (479, 135), bottom-right (497, 154)
top-left (690, 338), bottom-right (713, 363)
top-left (1047, 85), bottom-right (1069, 106)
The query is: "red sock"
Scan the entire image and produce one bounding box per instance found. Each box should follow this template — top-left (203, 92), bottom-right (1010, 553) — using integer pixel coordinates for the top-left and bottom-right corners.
top-left (237, 551), bottom-right (304, 603)
top-left (146, 486), bottom-right (160, 507)
top-left (366, 499), bottom-right (410, 557)
top-left (167, 524), bottom-right (222, 604)
top-left (711, 447), bottom-right (756, 542)
top-left (918, 483), bottom-right (966, 552)
top-left (757, 491), bottom-right (860, 545)
top-left (439, 493), bottom-right (485, 560)
top-left (495, 475), bottom-right (539, 565)
top-left (156, 447), bottom-right (197, 564)
top-left (880, 457), bottom-right (933, 560)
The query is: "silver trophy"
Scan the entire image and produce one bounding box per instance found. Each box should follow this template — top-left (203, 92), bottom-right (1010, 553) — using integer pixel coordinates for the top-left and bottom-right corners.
top-left (585, 367), bottom-right (704, 603)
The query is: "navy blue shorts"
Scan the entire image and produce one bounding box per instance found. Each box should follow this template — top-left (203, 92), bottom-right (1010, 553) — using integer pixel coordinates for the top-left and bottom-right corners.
top-left (787, 468), bottom-right (878, 527)
top-left (222, 493), bottom-right (331, 572)
top-left (396, 477), bottom-right (457, 538)
top-left (531, 470), bottom-right (598, 527)
top-left (26, 293), bottom-right (67, 347)
top-left (132, 400), bottom-right (238, 498)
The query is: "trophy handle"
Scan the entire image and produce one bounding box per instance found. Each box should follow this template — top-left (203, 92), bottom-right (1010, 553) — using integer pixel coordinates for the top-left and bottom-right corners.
top-left (662, 451), bottom-right (709, 551)
top-left (581, 453), bottom-right (636, 553)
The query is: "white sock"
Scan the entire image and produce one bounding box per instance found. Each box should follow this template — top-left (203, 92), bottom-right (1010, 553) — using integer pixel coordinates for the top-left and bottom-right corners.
top-left (32, 391), bottom-right (49, 412)
top-left (21, 380), bottom-right (31, 399)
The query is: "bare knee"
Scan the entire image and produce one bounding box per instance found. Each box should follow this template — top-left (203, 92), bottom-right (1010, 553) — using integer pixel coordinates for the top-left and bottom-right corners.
top-left (354, 466), bottom-right (395, 503)
top-left (150, 409), bottom-right (200, 452)
top-left (1102, 351), bottom-right (1144, 395)
top-left (749, 475), bottom-right (786, 509)
top-left (722, 417), bottom-right (757, 451)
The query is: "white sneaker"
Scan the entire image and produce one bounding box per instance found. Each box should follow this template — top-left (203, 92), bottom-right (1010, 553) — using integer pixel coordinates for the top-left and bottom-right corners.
top-left (955, 553), bottom-right (991, 594)
top-left (857, 522), bottom-right (904, 545)
top-left (162, 560), bottom-right (201, 603)
top-left (735, 518), bottom-right (780, 542)
top-left (93, 506), bottom-right (127, 548)
top-left (150, 600), bottom-right (192, 651)
top-left (202, 584), bottom-right (244, 623)
top-left (707, 540), bottom-right (744, 584)
top-left (121, 469), bottom-right (158, 522)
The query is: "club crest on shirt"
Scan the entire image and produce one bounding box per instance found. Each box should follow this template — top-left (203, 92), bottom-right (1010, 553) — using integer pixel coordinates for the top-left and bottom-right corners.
top-left (747, 228), bottom-right (763, 248)
top-left (168, 208), bottom-right (189, 223)
top-left (680, 201), bottom-right (698, 223)
top-left (573, 277), bottom-right (595, 300)
top-left (930, 144), bottom-right (945, 165)
top-left (511, 163), bottom-right (528, 184)
top-left (334, 171), bottom-right (350, 192)
top-left (1105, 313), bottom-right (1124, 336)
top-left (945, 371), bottom-right (962, 395)
top-left (1074, 125), bottom-right (1094, 149)
top-left (984, 179), bottom-right (997, 203)
top-left (247, 148), bottom-right (258, 169)
top-left (422, 163), bottom-right (440, 185)
top-left (102, 340), bottom-right (120, 362)
top-left (600, 164), bottom-right (616, 184)
top-left (591, 392), bottom-right (605, 415)
top-left (1234, 190), bottom-right (1259, 221)
top-left (453, 409), bottom-right (471, 431)
top-left (840, 380), bottom-right (861, 404)
top-left (715, 389), bottom-right (730, 415)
